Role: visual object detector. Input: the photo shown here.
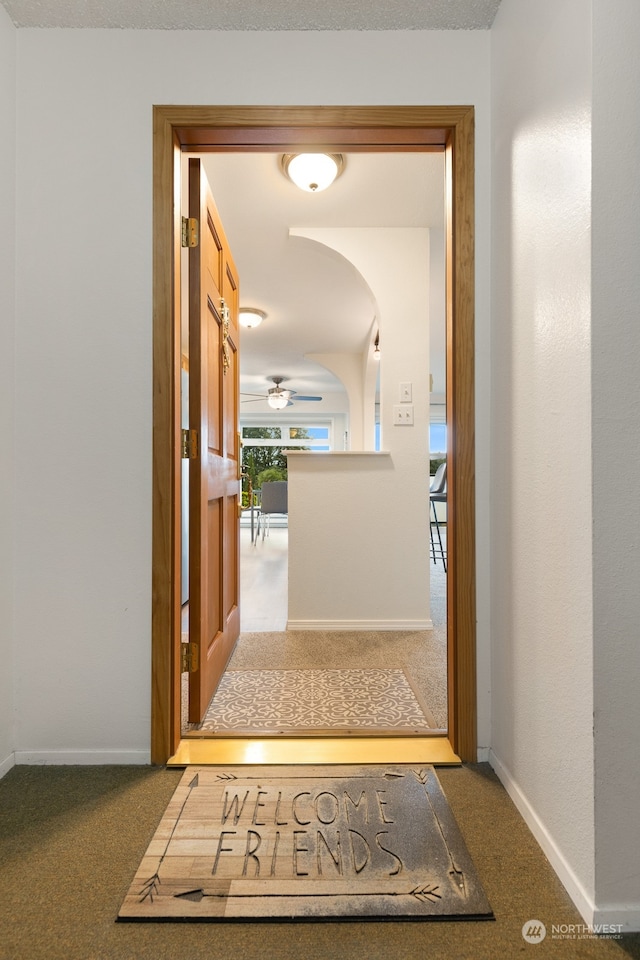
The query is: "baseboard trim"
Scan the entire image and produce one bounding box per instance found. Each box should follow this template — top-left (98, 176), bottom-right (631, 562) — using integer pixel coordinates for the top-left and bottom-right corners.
top-left (489, 749), bottom-right (596, 926)
top-left (592, 904), bottom-right (640, 932)
top-left (286, 619), bottom-right (434, 631)
top-left (14, 750), bottom-right (150, 766)
top-left (0, 752), bottom-right (16, 780)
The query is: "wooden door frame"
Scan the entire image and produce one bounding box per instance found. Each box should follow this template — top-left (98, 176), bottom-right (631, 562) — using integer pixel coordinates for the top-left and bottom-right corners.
top-left (151, 105), bottom-right (476, 764)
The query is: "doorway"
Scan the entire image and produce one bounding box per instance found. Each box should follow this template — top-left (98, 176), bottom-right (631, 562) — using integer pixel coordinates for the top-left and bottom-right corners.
top-left (151, 105), bottom-right (476, 765)
top-left (181, 148), bottom-right (447, 731)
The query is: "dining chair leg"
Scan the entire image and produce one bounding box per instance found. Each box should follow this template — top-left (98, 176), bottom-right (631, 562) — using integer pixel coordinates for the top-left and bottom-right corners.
top-left (430, 500), bottom-right (447, 572)
top-left (429, 511), bottom-right (436, 563)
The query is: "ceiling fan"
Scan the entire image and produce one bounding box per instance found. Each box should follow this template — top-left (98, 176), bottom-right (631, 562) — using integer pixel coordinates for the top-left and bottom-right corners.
top-left (241, 376), bottom-right (323, 410)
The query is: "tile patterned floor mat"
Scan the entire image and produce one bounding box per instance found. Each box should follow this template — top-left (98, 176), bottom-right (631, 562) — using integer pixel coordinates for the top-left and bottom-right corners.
top-left (194, 668), bottom-right (437, 733)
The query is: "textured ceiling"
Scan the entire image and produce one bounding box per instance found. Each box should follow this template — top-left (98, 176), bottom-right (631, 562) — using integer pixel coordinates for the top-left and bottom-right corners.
top-left (0, 0), bottom-right (502, 30)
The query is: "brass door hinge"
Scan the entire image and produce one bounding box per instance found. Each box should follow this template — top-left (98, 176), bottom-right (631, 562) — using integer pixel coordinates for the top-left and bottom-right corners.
top-left (181, 641), bottom-right (199, 673)
top-left (181, 216), bottom-right (199, 248)
top-left (181, 428), bottom-right (198, 459)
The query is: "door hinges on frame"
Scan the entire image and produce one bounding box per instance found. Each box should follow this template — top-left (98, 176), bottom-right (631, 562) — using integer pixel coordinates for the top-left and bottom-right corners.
top-left (181, 216), bottom-right (199, 248)
top-left (181, 641), bottom-right (199, 673)
top-left (181, 428), bottom-right (198, 459)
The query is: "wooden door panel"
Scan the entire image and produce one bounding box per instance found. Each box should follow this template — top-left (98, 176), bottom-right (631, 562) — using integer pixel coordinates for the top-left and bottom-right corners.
top-left (223, 334), bottom-right (238, 460)
top-left (223, 494), bottom-right (239, 622)
top-left (206, 210), bottom-right (224, 289)
top-left (223, 251), bottom-right (240, 458)
top-left (206, 303), bottom-right (222, 455)
top-left (206, 498), bottom-right (222, 638)
top-left (188, 158), bottom-right (241, 723)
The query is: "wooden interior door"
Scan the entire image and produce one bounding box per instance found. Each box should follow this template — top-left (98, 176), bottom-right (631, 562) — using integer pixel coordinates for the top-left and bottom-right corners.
top-left (188, 157), bottom-right (241, 723)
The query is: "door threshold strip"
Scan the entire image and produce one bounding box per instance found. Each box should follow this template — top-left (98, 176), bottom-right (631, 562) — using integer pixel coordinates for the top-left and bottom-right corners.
top-left (166, 735), bottom-right (460, 767)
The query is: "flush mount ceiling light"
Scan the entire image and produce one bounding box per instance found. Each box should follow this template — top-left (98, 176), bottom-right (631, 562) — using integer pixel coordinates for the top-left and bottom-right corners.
top-left (238, 308), bottom-right (266, 329)
top-left (281, 153), bottom-right (345, 193)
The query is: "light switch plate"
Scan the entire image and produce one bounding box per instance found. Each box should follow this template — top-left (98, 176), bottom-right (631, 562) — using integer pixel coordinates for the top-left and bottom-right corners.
top-left (400, 382), bottom-right (412, 402)
top-left (393, 404), bottom-right (414, 425)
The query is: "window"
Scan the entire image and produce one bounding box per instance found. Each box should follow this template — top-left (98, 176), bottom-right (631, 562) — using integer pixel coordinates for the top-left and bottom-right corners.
top-left (290, 426), bottom-right (330, 451)
top-left (242, 426), bottom-right (282, 440)
top-left (429, 423), bottom-right (447, 455)
top-left (241, 422), bottom-right (333, 450)
top-left (241, 421), bottom-right (334, 487)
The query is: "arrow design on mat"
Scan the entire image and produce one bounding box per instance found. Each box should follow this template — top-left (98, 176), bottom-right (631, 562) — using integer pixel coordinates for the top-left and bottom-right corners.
top-left (138, 873), bottom-right (162, 903)
top-left (413, 768), bottom-right (431, 784)
top-left (137, 773), bottom-right (199, 903)
top-left (172, 882), bottom-right (442, 904)
top-left (410, 883), bottom-right (442, 903)
top-left (419, 772), bottom-right (468, 900)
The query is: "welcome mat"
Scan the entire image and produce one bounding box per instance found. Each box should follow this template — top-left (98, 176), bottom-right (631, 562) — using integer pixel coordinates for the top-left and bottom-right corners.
top-left (192, 669), bottom-right (439, 734)
top-left (118, 764), bottom-right (493, 921)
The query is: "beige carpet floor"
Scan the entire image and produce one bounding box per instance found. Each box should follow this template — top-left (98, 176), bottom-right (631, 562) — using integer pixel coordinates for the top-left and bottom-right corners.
top-left (183, 527), bottom-right (448, 734)
top-left (1, 763), bottom-right (639, 959)
top-left (227, 624), bottom-right (446, 726)
top-left (183, 628), bottom-right (447, 734)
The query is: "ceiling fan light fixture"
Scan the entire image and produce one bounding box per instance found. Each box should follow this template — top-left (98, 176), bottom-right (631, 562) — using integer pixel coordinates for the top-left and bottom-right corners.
top-left (267, 393), bottom-right (289, 410)
top-left (281, 153), bottom-right (344, 193)
top-left (239, 308), bottom-right (266, 329)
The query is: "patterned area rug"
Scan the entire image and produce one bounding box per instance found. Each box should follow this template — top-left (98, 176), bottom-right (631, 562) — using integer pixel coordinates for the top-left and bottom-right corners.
top-left (193, 668), bottom-right (437, 734)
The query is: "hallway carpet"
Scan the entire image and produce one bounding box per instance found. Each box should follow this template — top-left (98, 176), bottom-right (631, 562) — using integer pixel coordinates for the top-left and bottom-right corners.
top-left (183, 630), bottom-right (447, 736)
top-left (225, 627), bottom-right (447, 729)
top-left (1, 763), bottom-right (639, 960)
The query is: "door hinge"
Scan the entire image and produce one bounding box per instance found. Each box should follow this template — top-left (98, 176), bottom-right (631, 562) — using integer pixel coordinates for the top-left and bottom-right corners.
top-left (181, 428), bottom-right (198, 459)
top-left (181, 641), bottom-right (199, 673)
top-left (181, 216), bottom-right (199, 248)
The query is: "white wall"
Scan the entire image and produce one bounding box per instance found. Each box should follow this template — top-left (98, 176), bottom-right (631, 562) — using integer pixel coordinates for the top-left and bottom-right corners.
top-left (287, 227), bottom-right (431, 629)
top-left (6, 7), bottom-right (639, 930)
top-left (0, 6), bottom-right (16, 776)
top-left (591, 0), bottom-right (640, 927)
top-left (288, 452), bottom-right (432, 628)
top-left (11, 27), bottom-right (491, 762)
top-left (490, 0), bottom-right (595, 922)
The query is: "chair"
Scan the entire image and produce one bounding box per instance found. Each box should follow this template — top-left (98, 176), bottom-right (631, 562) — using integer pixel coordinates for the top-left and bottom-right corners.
top-left (255, 481), bottom-right (288, 542)
top-left (429, 463), bottom-right (447, 571)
